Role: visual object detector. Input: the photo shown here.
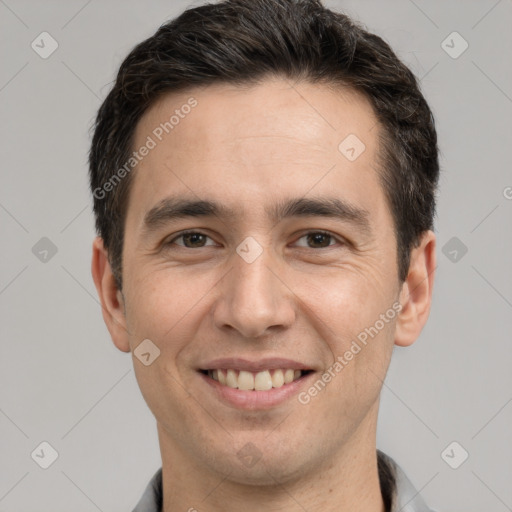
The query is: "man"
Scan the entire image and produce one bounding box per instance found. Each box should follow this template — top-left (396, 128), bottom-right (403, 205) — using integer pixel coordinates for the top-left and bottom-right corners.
top-left (90, 0), bottom-right (439, 510)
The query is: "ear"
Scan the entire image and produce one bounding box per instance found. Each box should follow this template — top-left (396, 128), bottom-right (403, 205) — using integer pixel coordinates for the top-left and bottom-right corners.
top-left (91, 236), bottom-right (131, 353)
top-left (394, 230), bottom-right (436, 347)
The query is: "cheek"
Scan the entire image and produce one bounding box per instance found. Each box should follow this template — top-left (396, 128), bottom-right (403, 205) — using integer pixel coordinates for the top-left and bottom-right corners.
top-left (132, 358), bottom-right (199, 440)
top-left (298, 262), bottom-right (395, 339)
top-left (292, 263), bottom-right (397, 394)
top-left (125, 266), bottom-right (212, 338)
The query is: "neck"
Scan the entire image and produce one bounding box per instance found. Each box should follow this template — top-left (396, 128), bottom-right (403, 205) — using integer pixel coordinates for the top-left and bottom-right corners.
top-left (158, 407), bottom-right (385, 512)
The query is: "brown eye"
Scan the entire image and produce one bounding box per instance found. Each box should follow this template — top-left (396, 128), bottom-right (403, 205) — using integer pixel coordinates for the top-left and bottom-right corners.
top-left (166, 231), bottom-right (215, 249)
top-left (294, 231), bottom-right (340, 249)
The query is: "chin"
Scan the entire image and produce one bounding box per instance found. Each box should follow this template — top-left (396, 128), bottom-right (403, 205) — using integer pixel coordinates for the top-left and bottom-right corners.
top-left (204, 437), bottom-right (311, 487)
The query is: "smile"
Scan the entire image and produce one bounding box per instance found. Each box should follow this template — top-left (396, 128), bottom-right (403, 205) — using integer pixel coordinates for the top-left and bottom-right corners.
top-left (197, 357), bottom-right (316, 409)
top-left (202, 368), bottom-right (311, 390)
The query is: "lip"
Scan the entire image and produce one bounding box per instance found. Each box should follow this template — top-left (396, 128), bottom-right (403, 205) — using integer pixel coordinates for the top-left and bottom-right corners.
top-left (198, 369), bottom-right (316, 410)
top-left (198, 357), bottom-right (315, 372)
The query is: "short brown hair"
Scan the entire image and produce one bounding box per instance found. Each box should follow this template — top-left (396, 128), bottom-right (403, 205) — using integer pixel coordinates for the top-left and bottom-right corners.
top-left (89, 0), bottom-right (439, 290)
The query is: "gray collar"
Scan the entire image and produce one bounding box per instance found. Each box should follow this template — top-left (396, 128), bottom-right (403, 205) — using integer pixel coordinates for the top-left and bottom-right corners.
top-left (132, 450), bottom-right (434, 512)
top-left (377, 450), bottom-right (435, 512)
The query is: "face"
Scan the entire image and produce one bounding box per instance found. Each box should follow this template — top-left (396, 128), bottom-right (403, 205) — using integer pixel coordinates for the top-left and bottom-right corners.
top-left (93, 77), bottom-right (433, 486)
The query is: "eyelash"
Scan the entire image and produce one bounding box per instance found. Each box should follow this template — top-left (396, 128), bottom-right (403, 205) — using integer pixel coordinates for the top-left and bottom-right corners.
top-left (164, 229), bottom-right (344, 250)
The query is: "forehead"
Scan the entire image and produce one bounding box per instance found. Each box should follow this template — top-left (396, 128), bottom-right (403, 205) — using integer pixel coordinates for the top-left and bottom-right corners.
top-left (135, 78), bottom-right (377, 155)
top-left (126, 77), bottom-right (386, 231)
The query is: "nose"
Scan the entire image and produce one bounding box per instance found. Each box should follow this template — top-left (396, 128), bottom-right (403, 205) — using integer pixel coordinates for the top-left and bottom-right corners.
top-left (212, 244), bottom-right (296, 339)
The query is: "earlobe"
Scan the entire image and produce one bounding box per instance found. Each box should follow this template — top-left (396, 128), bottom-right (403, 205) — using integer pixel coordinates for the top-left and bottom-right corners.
top-left (91, 236), bottom-right (131, 353)
top-left (394, 230), bottom-right (436, 347)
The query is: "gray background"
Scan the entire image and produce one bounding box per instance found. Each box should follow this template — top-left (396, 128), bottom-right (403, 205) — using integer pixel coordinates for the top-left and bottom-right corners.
top-left (1, 0), bottom-right (511, 510)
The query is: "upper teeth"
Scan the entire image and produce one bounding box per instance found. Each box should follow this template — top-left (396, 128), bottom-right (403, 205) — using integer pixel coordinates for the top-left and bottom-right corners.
top-left (208, 369), bottom-right (303, 390)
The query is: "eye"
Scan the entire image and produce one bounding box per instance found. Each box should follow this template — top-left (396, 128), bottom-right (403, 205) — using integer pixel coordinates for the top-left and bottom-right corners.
top-left (293, 231), bottom-right (342, 249)
top-left (165, 230), bottom-right (216, 249)
top-left (164, 230), bottom-right (343, 250)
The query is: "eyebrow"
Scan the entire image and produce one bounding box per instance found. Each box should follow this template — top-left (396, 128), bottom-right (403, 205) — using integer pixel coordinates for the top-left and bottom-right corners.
top-left (142, 196), bottom-right (371, 237)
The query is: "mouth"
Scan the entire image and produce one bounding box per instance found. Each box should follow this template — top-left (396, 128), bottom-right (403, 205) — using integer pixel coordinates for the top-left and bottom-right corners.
top-left (199, 368), bottom-right (313, 391)
top-left (197, 360), bottom-right (316, 410)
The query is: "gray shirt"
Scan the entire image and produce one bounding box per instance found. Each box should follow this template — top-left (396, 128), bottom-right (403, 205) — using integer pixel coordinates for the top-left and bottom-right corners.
top-left (132, 450), bottom-right (434, 512)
